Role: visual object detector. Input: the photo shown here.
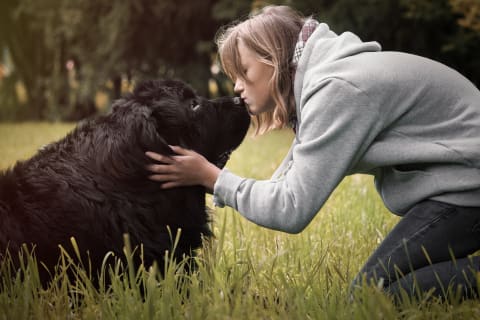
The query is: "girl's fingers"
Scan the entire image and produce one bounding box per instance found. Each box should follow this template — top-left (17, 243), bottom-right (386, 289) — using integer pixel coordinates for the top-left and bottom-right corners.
top-left (145, 146), bottom-right (202, 189)
top-left (145, 151), bottom-right (175, 164)
top-left (148, 174), bottom-right (177, 182)
top-left (148, 175), bottom-right (182, 189)
top-left (145, 164), bottom-right (176, 174)
top-left (159, 181), bottom-right (181, 189)
top-left (168, 145), bottom-right (193, 156)
top-left (145, 147), bottom-right (193, 163)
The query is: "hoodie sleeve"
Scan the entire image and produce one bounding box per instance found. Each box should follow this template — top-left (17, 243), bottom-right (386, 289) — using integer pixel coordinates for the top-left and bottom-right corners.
top-left (213, 78), bottom-right (382, 233)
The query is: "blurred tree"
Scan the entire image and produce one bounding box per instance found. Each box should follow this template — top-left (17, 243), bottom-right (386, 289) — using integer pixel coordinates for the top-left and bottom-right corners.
top-left (213, 0), bottom-right (252, 21)
top-left (450, 0), bottom-right (480, 32)
top-left (51, 0), bottom-right (228, 118)
top-left (1, 0), bottom-right (479, 121)
top-left (214, 0), bottom-right (480, 87)
top-left (400, 0), bottom-right (480, 86)
top-left (0, 0), bottom-right (63, 119)
top-left (0, 0), bottom-right (242, 121)
top-left (282, 0), bottom-right (480, 86)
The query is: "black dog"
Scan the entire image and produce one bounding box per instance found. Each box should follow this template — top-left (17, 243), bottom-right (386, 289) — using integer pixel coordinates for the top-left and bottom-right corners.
top-left (0, 79), bottom-right (250, 284)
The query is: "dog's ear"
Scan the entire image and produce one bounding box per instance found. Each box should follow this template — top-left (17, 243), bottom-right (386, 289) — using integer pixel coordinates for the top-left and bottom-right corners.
top-left (132, 79), bottom-right (197, 109)
top-left (135, 113), bottom-right (176, 157)
top-left (110, 89), bottom-right (176, 158)
top-left (132, 79), bottom-right (176, 105)
top-left (148, 136), bottom-right (175, 157)
top-left (111, 97), bottom-right (130, 113)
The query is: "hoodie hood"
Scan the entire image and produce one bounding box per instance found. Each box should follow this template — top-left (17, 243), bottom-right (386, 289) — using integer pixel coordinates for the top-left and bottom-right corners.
top-left (293, 23), bottom-right (382, 107)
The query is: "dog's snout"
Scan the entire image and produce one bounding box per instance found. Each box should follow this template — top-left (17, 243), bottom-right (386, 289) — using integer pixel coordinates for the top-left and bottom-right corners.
top-left (232, 97), bottom-right (244, 106)
top-left (211, 96), bottom-right (245, 108)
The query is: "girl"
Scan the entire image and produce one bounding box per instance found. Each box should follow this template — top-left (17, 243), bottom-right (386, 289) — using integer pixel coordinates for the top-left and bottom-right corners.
top-left (145, 5), bottom-right (480, 298)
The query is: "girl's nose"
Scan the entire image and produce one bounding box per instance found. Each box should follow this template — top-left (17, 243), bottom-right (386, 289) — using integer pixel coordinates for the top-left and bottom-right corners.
top-left (234, 78), bottom-right (244, 94)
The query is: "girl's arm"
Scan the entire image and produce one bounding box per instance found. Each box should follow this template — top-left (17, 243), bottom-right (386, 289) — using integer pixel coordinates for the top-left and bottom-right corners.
top-left (213, 78), bottom-right (382, 233)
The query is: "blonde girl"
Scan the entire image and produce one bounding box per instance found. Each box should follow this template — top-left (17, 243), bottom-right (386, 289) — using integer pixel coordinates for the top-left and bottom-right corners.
top-left (146, 5), bottom-right (480, 299)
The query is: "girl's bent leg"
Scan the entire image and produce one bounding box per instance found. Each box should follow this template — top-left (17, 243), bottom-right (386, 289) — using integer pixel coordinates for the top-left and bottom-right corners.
top-left (387, 256), bottom-right (480, 299)
top-left (351, 200), bottom-right (480, 297)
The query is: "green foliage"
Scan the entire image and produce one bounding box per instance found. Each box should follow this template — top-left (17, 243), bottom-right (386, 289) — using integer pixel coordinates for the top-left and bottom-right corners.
top-left (1, 123), bottom-right (480, 319)
top-left (450, 0), bottom-right (480, 32)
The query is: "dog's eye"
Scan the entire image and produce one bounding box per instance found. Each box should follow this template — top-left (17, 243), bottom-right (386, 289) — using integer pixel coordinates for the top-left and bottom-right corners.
top-left (190, 100), bottom-right (201, 112)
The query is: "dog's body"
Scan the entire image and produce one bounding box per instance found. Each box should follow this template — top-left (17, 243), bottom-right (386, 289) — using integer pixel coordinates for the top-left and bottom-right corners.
top-left (0, 79), bottom-right (250, 282)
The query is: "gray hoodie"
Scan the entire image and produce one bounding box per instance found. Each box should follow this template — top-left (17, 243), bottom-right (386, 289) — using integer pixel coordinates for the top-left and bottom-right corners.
top-left (213, 23), bottom-right (480, 233)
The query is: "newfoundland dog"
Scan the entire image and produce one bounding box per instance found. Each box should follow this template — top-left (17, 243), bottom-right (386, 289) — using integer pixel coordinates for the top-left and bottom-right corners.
top-left (0, 79), bottom-right (250, 284)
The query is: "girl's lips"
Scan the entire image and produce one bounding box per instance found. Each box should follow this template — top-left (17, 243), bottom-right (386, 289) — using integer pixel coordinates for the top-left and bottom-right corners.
top-left (240, 97), bottom-right (255, 115)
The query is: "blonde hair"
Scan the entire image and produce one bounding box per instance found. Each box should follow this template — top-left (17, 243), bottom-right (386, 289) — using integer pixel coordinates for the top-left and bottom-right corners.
top-left (215, 5), bottom-right (305, 135)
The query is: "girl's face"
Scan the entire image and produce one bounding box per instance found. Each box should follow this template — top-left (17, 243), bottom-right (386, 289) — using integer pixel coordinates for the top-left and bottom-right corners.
top-left (234, 39), bottom-right (275, 115)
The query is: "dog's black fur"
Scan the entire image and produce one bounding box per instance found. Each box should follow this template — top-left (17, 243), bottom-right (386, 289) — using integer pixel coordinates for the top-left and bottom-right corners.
top-left (0, 79), bottom-right (250, 284)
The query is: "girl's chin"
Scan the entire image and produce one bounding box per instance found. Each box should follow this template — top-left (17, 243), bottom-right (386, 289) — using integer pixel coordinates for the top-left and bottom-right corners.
top-left (246, 104), bottom-right (256, 116)
top-left (246, 104), bottom-right (265, 116)
top-left (246, 101), bottom-right (276, 116)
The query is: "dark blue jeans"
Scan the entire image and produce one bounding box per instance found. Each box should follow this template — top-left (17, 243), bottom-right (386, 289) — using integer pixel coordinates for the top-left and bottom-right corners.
top-left (352, 200), bottom-right (480, 299)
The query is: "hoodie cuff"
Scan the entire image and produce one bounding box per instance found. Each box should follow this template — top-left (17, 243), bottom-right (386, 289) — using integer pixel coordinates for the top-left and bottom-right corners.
top-left (213, 169), bottom-right (244, 209)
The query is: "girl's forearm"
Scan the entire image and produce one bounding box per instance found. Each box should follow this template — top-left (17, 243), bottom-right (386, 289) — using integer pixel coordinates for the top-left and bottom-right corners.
top-left (203, 162), bottom-right (221, 193)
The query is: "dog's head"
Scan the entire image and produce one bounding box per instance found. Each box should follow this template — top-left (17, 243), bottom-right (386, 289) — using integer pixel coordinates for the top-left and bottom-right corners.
top-left (111, 79), bottom-right (250, 168)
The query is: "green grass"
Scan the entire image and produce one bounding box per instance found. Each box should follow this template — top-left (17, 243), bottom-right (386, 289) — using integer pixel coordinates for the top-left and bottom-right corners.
top-left (1, 122), bottom-right (480, 319)
top-left (0, 122), bottom-right (76, 170)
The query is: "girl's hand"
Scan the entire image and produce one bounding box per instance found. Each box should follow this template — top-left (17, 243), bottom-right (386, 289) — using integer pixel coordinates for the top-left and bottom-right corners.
top-left (145, 146), bottom-right (220, 191)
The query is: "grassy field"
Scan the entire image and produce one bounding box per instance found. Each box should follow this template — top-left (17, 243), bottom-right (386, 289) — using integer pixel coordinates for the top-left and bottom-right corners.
top-left (1, 122), bottom-right (480, 319)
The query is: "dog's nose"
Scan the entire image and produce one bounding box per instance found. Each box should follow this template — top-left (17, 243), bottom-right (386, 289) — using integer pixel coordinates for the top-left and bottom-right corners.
top-left (232, 97), bottom-right (244, 106)
top-left (210, 96), bottom-right (245, 107)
